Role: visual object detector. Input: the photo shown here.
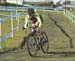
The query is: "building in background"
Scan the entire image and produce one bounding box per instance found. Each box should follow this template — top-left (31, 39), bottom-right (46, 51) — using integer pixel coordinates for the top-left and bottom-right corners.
top-left (0, 0), bottom-right (61, 5)
top-left (24, 0), bottom-right (52, 2)
top-left (6, 0), bottom-right (23, 5)
top-left (0, 0), bottom-right (62, 7)
top-left (0, 0), bottom-right (6, 4)
top-left (0, 0), bottom-right (23, 5)
top-left (61, 0), bottom-right (75, 10)
top-left (0, 0), bottom-right (53, 6)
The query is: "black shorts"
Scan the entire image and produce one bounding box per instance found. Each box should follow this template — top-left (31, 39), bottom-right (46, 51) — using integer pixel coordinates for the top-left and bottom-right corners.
top-left (31, 18), bottom-right (38, 24)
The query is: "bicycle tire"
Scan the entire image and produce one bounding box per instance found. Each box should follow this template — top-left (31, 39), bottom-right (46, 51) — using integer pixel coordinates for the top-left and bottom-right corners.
top-left (27, 33), bottom-right (38, 57)
top-left (40, 31), bottom-right (49, 53)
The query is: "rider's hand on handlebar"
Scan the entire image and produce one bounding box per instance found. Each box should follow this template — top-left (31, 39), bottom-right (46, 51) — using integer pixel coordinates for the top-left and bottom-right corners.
top-left (32, 24), bottom-right (37, 29)
top-left (23, 29), bottom-right (26, 32)
top-left (23, 27), bottom-right (26, 32)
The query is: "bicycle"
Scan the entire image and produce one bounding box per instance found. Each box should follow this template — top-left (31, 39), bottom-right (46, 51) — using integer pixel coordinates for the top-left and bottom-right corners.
top-left (26, 27), bottom-right (49, 57)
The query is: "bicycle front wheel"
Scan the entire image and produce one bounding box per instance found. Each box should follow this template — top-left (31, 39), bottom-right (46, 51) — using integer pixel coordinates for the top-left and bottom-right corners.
top-left (27, 34), bottom-right (38, 57)
top-left (40, 32), bottom-right (49, 53)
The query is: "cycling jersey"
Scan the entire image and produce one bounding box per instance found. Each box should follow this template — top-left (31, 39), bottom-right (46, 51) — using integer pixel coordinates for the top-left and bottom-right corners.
top-left (24, 13), bottom-right (43, 29)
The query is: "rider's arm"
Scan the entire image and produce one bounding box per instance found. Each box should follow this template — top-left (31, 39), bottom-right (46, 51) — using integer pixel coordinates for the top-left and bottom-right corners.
top-left (23, 15), bottom-right (29, 29)
top-left (36, 15), bottom-right (42, 28)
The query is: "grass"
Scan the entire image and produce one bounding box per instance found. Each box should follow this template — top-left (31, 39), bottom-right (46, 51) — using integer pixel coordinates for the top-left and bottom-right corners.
top-left (0, 12), bottom-right (25, 49)
top-left (70, 9), bottom-right (75, 15)
top-left (0, 11), bottom-right (75, 61)
top-left (49, 12), bottom-right (75, 48)
top-left (1, 11), bottom-right (64, 49)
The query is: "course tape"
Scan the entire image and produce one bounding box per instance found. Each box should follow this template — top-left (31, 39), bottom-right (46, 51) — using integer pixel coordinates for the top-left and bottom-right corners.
top-left (1, 22), bottom-right (23, 42)
top-left (2, 14), bottom-right (25, 22)
top-left (0, 13), bottom-right (25, 42)
top-left (0, 10), bottom-right (16, 12)
top-left (65, 10), bottom-right (75, 21)
top-left (0, 19), bottom-right (3, 23)
top-left (0, 14), bottom-right (9, 17)
top-left (2, 32), bottom-right (12, 42)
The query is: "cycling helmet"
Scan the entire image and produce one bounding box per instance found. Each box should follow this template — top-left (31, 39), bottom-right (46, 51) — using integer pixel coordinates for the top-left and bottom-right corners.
top-left (27, 8), bottom-right (35, 14)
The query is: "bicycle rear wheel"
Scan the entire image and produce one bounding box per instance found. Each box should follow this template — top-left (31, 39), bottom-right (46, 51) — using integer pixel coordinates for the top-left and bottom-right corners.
top-left (27, 34), bottom-right (38, 57)
top-left (40, 32), bottom-right (49, 53)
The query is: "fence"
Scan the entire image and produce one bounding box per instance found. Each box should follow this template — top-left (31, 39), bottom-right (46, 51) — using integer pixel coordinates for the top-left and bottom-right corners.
top-left (0, 6), bottom-right (63, 12)
top-left (0, 12), bottom-right (25, 49)
top-left (64, 10), bottom-right (75, 24)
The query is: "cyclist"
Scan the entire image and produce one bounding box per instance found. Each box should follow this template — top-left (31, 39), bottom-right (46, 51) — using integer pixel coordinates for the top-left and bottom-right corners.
top-left (20, 8), bottom-right (43, 49)
top-left (23, 8), bottom-right (43, 33)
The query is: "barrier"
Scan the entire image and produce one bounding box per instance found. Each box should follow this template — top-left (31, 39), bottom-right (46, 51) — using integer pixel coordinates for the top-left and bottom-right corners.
top-left (1, 22), bottom-right (23, 42)
top-left (0, 12), bottom-right (25, 49)
top-left (0, 6), bottom-right (64, 12)
top-left (0, 19), bottom-right (2, 48)
top-left (64, 10), bottom-right (75, 23)
top-left (0, 14), bottom-right (9, 17)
